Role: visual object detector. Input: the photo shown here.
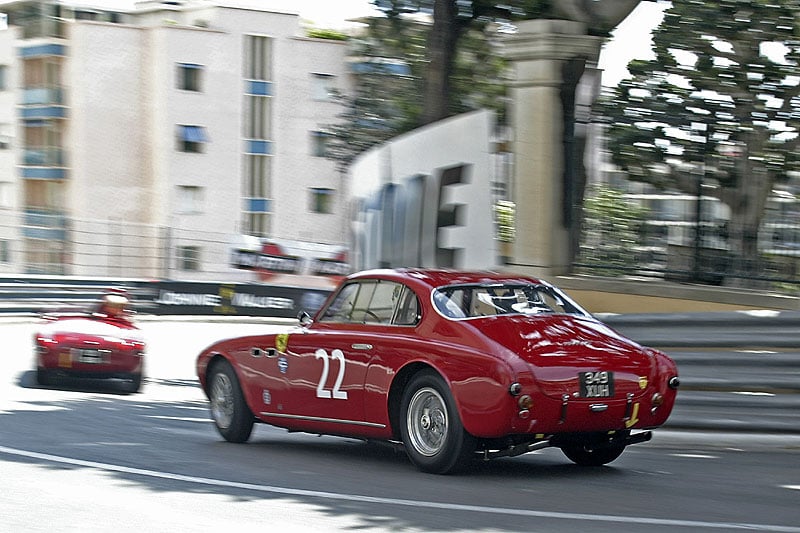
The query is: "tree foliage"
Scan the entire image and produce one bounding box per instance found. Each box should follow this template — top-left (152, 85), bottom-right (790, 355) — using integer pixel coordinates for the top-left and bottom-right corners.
top-left (324, 10), bottom-right (509, 170)
top-left (580, 186), bottom-right (650, 275)
top-left (373, 1), bottom-right (553, 124)
top-left (599, 0), bottom-right (800, 269)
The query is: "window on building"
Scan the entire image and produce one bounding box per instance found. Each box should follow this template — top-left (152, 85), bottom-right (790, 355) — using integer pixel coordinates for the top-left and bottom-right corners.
top-left (245, 35), bottom-right (272, 81)
top-left (0, 182), bottom-right (12, 208)
top-left (177, 185), bottom-right (203, 214)
top-left (309, 187), bottom-right (334, 214)
top-left (177, 63), bottom-right (203, 92)
top-left (245, 155), bottom-right (271, 199)
top-left (311, 131), bottom-right (330, 157)
top-left (246, 95), bottom-right (271, 139)
top-left (311, 73), bottom-right (335, 101)
top-left (245, 213), bottom-right (270, 238)
top-left (177, 245), bottom-right (200, 271)
top-left (176, 125), bottom-right (208, 153)
top-left (74, 9), bottom-right (99, 21)
top-left (0, 65), bottom-right (7, 91)
top-left (0, 240), bottom-right (9, 263)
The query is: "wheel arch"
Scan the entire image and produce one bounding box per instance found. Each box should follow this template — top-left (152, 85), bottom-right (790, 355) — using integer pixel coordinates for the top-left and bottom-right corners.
top-left (201, 353), bottom-right (234, 394)
top-left (387, 362), bottom-right (438, 440)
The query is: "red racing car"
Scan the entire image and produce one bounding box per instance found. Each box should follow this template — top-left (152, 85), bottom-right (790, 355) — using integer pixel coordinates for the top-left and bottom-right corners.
top-left (196, 269), bottom-right (679, 473)
top-left (34, 290), bottom-right (145, 393)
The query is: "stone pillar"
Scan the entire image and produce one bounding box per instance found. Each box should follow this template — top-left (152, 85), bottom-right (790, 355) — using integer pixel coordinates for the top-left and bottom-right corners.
top-left (502, 19), bottom-right (602, 279)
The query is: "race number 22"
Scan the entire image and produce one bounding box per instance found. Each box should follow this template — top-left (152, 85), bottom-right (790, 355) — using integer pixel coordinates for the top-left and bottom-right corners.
top-left (314, 349), bottom-right (348, 400)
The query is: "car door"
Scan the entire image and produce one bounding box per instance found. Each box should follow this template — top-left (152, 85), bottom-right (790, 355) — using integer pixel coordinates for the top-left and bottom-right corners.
top-left (280, 280), bottom-right (407, 433)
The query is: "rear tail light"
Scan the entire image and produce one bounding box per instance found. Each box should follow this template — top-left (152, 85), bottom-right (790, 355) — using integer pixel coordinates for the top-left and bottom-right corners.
top-left (517, 395), bottom-right (533, 410)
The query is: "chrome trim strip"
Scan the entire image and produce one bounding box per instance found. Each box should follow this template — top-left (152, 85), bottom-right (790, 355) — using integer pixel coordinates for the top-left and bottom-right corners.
top-left (259, 412), bottom-right (386, 428)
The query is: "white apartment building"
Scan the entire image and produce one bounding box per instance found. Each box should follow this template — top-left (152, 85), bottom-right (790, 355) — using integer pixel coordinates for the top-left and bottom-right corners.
top-left (0, 0), bottom-right (351, 280)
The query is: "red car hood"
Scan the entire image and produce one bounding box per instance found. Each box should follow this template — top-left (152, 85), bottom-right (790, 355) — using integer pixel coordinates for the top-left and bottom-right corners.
top-left (470, 314), bottom-right (655, 399)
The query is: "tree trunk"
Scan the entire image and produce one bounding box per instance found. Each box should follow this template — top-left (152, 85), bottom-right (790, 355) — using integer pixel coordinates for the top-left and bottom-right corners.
top-left (721, 158), bottom-right (773, 286)
top-left (422, 0), bottom-right (460, 125)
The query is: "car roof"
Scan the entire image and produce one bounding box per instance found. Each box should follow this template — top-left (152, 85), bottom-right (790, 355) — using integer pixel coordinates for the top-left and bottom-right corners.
top-left (345, 268), bottom-right (545, 290)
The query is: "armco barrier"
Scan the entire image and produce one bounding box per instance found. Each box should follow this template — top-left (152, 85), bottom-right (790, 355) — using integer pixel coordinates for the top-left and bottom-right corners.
top-left (602, 311), bottom-right (800, 435)
top-left (0, 277), bottom-right (333, 318)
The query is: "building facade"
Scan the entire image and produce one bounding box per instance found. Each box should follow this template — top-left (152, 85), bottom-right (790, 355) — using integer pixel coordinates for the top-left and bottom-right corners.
top-left (0, 0), bottom-right (351, 279)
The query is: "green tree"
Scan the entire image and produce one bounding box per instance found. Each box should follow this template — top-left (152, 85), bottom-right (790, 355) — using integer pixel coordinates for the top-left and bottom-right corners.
top-left (324, 11), bottom-right (509, 170)
top-left (599, 0), bottom-right (800, 279)
top-left (373, 0), bottom-right (555, 125)
top-left (580, 187), bottom-right (650, 275)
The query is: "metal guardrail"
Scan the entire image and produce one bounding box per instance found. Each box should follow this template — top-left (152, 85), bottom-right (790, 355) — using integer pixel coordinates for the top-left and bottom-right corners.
top-left (602, 312), bottom-right (800, 435)
top-left (0, 277), bottom-right (333, 318)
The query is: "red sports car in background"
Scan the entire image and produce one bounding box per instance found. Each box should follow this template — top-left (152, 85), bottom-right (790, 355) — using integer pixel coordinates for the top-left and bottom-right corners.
top-left (34, 290), bottom-right (145, 393)
top-left (196, 269), bottom-right (679, 473)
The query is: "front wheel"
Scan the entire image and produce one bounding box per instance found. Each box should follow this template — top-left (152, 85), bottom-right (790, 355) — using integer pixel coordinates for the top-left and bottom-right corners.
top-left (208, 360), bottom-right (254, 443)
top-left (400, 370), bottom-right (475, 474)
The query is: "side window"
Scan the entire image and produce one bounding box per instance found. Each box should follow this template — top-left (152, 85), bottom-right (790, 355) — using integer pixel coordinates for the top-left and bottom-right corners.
top-left (319, 280), bottom-right (420, 325)
top-left (433, 288), bottom-right (467, 319)
top-left (392, 286), bottom-right (420, 326)
top-left (320, 283), bottom-right (359, 322)
top-left (350, 282), bottom-right (377, 322)
top-left (364, 282), bottom-right (399, 323)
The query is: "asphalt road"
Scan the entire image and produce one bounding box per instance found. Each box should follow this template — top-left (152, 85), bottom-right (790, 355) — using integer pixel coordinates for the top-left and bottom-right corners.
top-left (1, 318), bottom-right (799, 532)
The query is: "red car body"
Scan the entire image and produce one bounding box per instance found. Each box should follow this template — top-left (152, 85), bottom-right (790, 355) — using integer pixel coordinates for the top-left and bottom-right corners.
top-left (197, 269), bottom-right (679, 473)
top-left (34, 313), bottom-right (146, 393)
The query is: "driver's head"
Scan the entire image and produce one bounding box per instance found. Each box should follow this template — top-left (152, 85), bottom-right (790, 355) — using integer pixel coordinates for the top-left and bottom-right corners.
top-left (101, 292), bottom-right (129, 317)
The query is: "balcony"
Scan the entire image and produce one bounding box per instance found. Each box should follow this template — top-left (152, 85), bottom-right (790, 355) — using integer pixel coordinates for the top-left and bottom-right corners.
top-left (23, 147), bottom-right (65, 166)
top-left (21, 20), bottom-right (66, 41)
top-left (21, 87), bottom-right (64, 106)
top-left (22, 208), bottom-right (68, 241)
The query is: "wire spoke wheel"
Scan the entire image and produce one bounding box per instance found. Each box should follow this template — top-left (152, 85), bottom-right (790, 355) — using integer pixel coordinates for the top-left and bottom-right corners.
top-left (210, 371), bottom-right (235, 430)
top-left (206, 360), bottom-right (254, 443)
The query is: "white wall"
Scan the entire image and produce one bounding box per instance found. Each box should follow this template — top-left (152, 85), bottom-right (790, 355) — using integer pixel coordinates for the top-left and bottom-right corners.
top-left (349, 109), bottom-right (498, 271)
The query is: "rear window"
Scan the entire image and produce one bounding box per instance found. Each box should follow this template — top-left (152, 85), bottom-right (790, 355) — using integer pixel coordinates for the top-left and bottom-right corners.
top-left (432, 283), bottom-right (588, 319)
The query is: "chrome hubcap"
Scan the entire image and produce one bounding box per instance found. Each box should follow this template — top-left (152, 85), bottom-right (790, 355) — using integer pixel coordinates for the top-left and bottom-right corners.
top-left (407, 387), bottom-right (448, 457)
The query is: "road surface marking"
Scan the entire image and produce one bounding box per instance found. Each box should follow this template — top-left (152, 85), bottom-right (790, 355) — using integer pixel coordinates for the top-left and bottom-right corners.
top-left (1, 445), bottom-right (798, 532)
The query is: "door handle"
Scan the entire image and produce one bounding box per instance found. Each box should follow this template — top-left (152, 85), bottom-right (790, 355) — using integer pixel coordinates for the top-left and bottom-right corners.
top-left (351, 343), bottom-right (372, 350)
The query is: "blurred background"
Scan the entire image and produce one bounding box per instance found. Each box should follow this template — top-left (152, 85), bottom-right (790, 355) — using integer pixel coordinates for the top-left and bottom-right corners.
top-left (0, 0), bottom-right (797, 309)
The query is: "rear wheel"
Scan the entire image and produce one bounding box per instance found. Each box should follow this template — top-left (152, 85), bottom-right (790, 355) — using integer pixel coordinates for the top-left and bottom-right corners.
top-left (400, 370), bottom-right (475, 474)
top-left (560, 432), bottom-right (627, 466)
top-left (120, 373), bottom-right (142, 394)
top-left (208, 360), bottom-right (254, 443)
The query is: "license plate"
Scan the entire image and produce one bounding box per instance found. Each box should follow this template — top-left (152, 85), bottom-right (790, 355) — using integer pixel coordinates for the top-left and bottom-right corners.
top-left (72, 348), bottom-right (103, 364)
top-left (579, 371), bottom-right (614, 398)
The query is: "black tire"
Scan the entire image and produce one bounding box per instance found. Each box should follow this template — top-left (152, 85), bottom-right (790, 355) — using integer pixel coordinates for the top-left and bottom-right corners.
top-left (207, 360), bottom-right (254, 443)
top-left (400, 370), bottom-right (475, 474)
top-left (36, 368), bottom-right (55, 387)
top-left (560, 433), bottom-right (627, 466)
top-left (120, 373), bottom-right (142, 394)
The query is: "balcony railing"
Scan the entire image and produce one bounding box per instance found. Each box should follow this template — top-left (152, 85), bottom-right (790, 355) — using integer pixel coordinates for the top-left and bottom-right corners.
top-left (22, 208), bottom-right (68, 242)
top-left (22, 147), bottom-right (65, 166)
top-left (21, 19), bottom-right (66, 40)
top-left (21, 87), bottom-right (64, 106)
